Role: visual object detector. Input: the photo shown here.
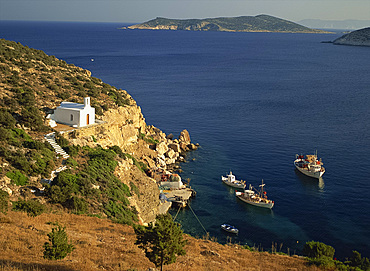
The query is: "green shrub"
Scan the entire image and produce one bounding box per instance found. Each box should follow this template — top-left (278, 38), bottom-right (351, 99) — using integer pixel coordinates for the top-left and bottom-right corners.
top-left (0, 190), bottom-right (9, 214)
top-left (54, 132), bottom-right (69, 148)
top-left (20, 106), bottom-right (48, 132)
top-left (57, 91), bottom-right (71, 100)
top-left (13, 199), bottom-right (45, 217)
top-left (139, 133), bottom-right (159, 145)
top-left (50, 171), bottom-right (79, 201)
top-left (0, 127), bottom-right (12, 141)
top-left (303, 241), bottom-right (335, 259)
top-left (11, 128), bottom-right (31, 140)
top-left (65, 157), bottom-right (78, 168)
top-left (0, 109), bottom-right (16, 128)
top-left (66, 196), bottom-right (88, 214)
top-left (43, 224), bottom-right (74, 260)
top-left (6, 170), bottom-right (28, 186)
top-left (109, 145), bottom-right (125, 159)
top-left (345, 251), bottom-right (370, 271)
top-left (103, 200), bottom-right (137, 225)
top-left (63, 145), bottom-right (80, 157)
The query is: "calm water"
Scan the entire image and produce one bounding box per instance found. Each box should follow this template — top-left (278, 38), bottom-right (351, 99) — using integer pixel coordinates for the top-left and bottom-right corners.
top-left (1, 21), bottom-right (369, 258)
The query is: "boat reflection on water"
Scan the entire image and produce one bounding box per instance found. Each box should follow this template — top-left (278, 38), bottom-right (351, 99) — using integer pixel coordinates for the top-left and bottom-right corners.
top-left (295, 169), bottom-right (325, 193)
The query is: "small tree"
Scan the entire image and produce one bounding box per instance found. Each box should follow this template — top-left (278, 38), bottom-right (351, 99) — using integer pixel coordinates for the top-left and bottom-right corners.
top-left (346, 250), bottom-right (370, 270)
top-left (43, 224), bottom-right (74, 260)
top-left (135, 214), bottom-right (187, 271)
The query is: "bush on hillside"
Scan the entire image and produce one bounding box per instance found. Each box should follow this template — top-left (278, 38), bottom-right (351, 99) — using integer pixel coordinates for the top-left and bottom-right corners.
top-left (13, 199), bottom-right (45, 217)
top-left (0, 190), bottom-right (9, 214)
top-left (345, 251), bottom-right (370, 270)
top-left (45, 146), bottom-right (138, 225)
top-left (303, 241), bottom-right (335, 259)
top-left (0, 109), bottom-right (16, 128)
top-left (6, 170), bottom-right (28, 186)
top-left (43, 224), bottom-right (74, 260)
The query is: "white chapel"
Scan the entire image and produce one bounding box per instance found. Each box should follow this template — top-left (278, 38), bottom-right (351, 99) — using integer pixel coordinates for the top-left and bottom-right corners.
top-left (54, 97), bottom-right (95, 127)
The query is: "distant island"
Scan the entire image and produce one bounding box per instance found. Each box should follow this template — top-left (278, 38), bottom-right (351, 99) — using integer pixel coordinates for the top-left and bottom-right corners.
top-left (298, 19), bottom-right (370, 30)
top-left (333, 27), bottom-right (370, 47)
top-left (127, 14), bottom-right (332, 34)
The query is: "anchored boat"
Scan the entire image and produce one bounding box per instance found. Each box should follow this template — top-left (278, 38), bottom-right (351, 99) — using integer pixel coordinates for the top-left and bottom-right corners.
top-left (294, 152), bottom-right (325, 179)
top-left (236, 180), bottom-right (274, 209)
top-left (221, 224), bottom-right (239, 234)
top-left (221, 171), bottom-right (246, 189)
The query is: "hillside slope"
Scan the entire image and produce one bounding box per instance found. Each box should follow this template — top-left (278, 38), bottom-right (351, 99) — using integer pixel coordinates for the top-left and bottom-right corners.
top-left (0, 211), bottom-right (321, 271)
top-left (0, 38), bottom-right (197, 226)
top-left (127, 14), bottom-right (331, 33)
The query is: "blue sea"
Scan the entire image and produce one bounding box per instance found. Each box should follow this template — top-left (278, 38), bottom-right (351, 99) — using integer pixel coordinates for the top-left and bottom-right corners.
top-left (1, 21), bottom-right (369, 259)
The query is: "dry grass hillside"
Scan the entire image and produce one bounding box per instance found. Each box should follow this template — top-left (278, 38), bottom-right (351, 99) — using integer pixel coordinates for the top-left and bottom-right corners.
top-left (0, 210), bottom-right (322, 271)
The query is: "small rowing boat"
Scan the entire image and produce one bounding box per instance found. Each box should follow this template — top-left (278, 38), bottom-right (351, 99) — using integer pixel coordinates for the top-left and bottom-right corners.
top-left (221, 224), bottom-right (239, 234)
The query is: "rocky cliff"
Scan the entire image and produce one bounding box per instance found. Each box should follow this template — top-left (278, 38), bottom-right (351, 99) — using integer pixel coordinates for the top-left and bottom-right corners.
top-left (60, 105), bottom-right (197, 224)
top-left (0, 38), bottom-right (197, 225)
top-left (333, 27), bottom-right (370, 46)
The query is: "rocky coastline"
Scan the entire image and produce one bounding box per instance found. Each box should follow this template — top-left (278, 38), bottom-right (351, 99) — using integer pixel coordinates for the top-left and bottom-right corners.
top-left (57, 106), bottom-right (199, 225)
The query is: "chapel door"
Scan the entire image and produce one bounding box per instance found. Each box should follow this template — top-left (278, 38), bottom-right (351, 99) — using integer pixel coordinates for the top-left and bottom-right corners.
top-left (87, 114), bottom-right (89, 125)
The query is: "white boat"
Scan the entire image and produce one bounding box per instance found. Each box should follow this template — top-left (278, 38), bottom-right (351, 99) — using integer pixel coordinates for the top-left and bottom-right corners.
top-left (221, 171), bottom-right (246, 189)
top-left (294, 152), bottom-right (325, 179)
top-left (221, 224), bottom-right (239, 234)
top-left (235, 180), bottom-right (274, 209)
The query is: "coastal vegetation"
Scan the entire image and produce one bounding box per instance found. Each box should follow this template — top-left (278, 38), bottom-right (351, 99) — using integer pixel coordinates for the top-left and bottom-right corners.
top-left (127, 14), bottom-right (331, 33)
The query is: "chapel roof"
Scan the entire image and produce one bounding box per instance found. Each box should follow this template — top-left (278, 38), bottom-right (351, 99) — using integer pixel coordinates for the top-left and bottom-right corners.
top-left (58, 101), bottom-right (85, 110)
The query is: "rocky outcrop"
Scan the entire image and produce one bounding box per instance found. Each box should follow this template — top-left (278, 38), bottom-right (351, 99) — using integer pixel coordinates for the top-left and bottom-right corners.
top-left (61, 105), bottom-right (198, 224)
top-left (333, 27), bottom-right (370, 47)
top-left (64, 106), bottom-right (146, 150)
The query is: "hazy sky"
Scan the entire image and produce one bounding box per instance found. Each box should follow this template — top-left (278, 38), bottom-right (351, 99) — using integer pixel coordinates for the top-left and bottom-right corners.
top-left (1, 0), bottom-right (369, 23)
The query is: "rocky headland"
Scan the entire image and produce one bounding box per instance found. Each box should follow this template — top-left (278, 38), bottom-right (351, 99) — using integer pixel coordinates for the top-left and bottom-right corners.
top-left (0, 38), bottom-right (198, 226)
top-left (127, 14), bottom-right (332, 33)
top-left (333, 27), bottom-right (370, 46)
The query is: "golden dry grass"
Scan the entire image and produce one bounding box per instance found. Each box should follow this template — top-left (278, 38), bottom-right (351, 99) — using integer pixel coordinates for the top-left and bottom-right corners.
top-left (0, 211), bottom-right (323, 271)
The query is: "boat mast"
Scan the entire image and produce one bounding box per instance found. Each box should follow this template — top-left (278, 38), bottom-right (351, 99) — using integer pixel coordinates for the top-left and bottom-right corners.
top-left (260, 179), bottom-right (265, 197)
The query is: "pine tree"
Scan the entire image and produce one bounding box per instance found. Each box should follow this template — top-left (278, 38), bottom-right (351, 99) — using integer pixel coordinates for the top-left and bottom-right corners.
top-left (135, 214), bottom-right (187, 271)
top-left (43, 224), bottom-right (74, 260)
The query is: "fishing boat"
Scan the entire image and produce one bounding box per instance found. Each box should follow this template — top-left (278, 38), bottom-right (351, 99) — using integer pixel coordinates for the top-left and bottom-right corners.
top-left (235, 180), bottom-right (274, 209)
top-left (294, 152), bottom-right (325, 179)
top-left (221, 224), bottom-right (239, 234)
top-left (221, 171), bottom-right (246, 189)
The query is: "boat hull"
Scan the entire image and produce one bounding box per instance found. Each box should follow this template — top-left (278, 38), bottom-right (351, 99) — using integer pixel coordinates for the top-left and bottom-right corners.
top-left (294, 161), bottom-right (325, 179)
top-left (236, 194), bottom-right (274, 209)
top-left (221, 177), bottom-right (246, 189)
